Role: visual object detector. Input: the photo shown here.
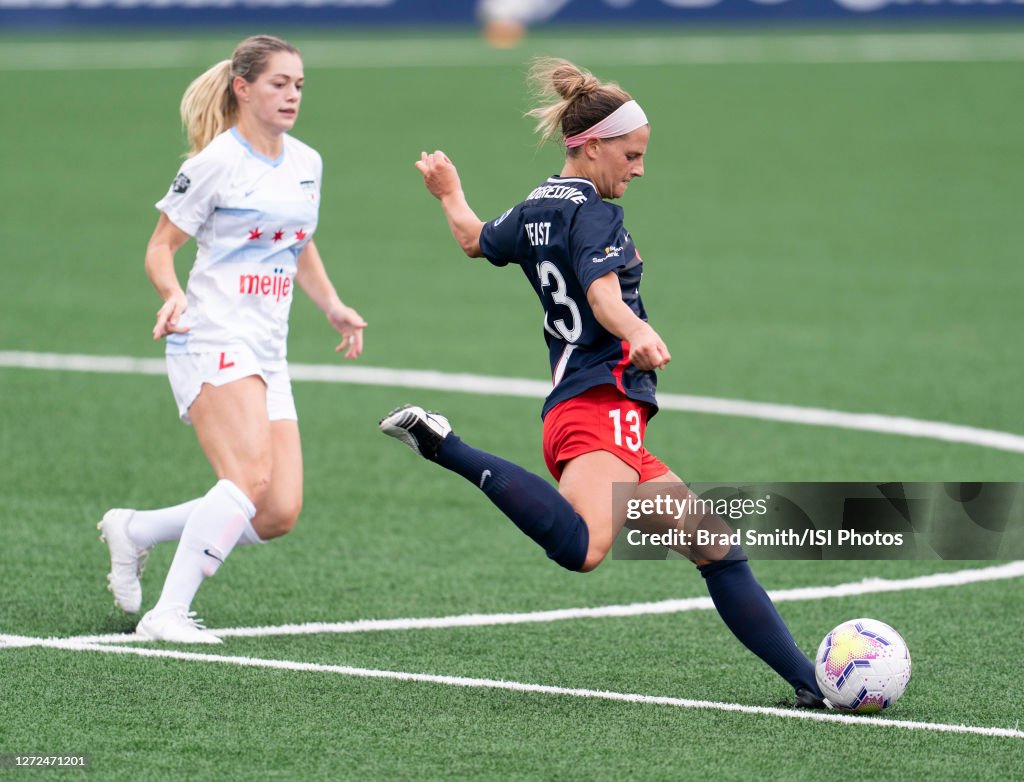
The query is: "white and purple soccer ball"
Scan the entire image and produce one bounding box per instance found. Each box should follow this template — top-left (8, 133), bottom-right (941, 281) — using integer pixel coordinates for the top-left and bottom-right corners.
top-left (814, 618), bottom-right (911, 713)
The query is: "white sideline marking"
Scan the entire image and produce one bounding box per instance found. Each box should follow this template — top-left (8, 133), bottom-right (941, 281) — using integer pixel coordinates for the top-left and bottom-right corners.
top-left (3, 33), bottom-right (1024, 71)
top-left (4, 638), bottom-right (1023, 740)
top-left (4, 563), bottom-right (1023, 737)
top-left (54, 561), bottom-right (1024, 645)
top-left (2, 350), bottom-right (1024, 453)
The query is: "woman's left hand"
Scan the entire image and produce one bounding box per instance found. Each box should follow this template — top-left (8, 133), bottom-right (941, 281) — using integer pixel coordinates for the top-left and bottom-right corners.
top-left (327, 304), bottom-right (368, 359)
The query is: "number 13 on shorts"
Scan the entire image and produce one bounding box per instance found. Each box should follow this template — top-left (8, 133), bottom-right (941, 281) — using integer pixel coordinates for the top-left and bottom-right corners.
top-left (609, 408), bottom-right (642, 452)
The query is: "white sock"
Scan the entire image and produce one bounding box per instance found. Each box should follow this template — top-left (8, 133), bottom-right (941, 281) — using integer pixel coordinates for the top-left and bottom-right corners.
top-left (127, 500), bottom-right (265, 548)
top-left (126, 499), bottom-right (202, 549)
top-left (151, 479), bottom-right (256, 614)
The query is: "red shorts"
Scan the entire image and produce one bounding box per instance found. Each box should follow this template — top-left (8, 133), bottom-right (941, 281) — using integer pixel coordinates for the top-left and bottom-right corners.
top-left (542, 384), bottom-right (669, 482)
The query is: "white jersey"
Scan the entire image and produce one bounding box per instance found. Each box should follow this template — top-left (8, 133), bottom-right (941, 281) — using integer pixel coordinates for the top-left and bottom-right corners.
top-left (156, 127), bottom-right (322, 368)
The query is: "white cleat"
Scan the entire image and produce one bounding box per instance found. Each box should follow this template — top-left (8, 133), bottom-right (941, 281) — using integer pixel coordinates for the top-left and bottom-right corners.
top-left (98, 509), bottom-right (149, 614)
top-left (136, 607), bottom-right (222, 644)
top-left (379, 404), bottom-right (452, 460)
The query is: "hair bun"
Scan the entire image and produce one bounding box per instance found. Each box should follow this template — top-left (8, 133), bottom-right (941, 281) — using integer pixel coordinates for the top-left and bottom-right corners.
top-left (552, 63), bottom-right (599, 101)
top-left (526, 57), bottom-right (631, 146)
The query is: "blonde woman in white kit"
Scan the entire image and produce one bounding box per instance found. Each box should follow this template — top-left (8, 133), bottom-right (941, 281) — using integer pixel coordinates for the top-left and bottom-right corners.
top-left (98, 35), bottom-right (367, 643)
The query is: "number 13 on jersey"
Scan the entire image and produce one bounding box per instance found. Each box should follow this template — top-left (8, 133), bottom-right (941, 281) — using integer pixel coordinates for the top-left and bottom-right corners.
top-left (609, 408), bottom-right (642, 452)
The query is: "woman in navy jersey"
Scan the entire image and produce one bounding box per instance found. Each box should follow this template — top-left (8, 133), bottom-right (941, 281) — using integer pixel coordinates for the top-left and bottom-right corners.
top-left (98, 35), bottom-right (367, 643)
top-left (381, 57), bottom-right (826, 707)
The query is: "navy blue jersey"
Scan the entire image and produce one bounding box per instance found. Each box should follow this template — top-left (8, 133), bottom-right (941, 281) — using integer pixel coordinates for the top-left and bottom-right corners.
top-left (479, 175), bottom-right (658, 419)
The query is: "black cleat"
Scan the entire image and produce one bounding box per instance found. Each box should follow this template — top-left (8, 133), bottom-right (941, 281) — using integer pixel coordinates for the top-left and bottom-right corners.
top-left (794, 687), bottom-right (831, 709)
top-left (379, 405), bottom-right (452, 461)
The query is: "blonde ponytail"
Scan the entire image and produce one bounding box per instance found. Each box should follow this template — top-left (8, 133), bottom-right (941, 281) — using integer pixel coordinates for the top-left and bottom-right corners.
top-left (526, 57), bottom-right (631, 148)
top-left (180, 59), bottom-right (236, 157)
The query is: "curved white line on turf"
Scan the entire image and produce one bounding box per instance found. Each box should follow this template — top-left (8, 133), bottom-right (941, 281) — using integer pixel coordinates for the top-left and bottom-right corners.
top-left (57, 561), bottom-right (1024, 645)
top-left (2, 350), bottom-right (1023, 453)
top-left (7, 639), bottom-right (1024, 740)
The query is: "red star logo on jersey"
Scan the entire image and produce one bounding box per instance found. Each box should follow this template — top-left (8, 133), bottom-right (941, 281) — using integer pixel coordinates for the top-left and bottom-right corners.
top-left (273, 230), bottom-right (284, 242)
top-left (295, 229), bottom-right (307, 241)
top-left (248, 228), bottom-right (262, 241)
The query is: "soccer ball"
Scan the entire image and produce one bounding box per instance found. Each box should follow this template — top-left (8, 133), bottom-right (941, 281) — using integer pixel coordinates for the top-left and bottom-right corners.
top-left (814, 618), bottom-right (911, 713)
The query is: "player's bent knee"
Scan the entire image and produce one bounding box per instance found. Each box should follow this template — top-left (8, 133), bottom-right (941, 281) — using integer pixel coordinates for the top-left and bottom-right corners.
top-left (254, 494), bottom-right (302, 540)
top-left (579, 540), bottom-right (613, 573)
top-left (257, 517), bottom-right (295, 540)
top-left (267, 506), bottom-right (302, 539)
top-left (258, 503), bottom-right (301, 540)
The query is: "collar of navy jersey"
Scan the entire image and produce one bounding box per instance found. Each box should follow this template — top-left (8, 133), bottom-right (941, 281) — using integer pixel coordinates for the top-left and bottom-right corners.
top-left (229, 126), bottom-right (286, 168)
top-left (547, 175), bottom-right (597, 192)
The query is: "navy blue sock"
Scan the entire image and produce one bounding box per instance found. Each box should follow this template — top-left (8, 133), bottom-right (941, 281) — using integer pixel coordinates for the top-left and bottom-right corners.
top-left (435, 435), bottom-right (590, 571)
top-left (699, 548), bottom-right (821, 695)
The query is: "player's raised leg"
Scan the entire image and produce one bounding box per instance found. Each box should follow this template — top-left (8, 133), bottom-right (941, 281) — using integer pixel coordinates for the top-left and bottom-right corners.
top-left (380, 405), bottom-right (592, 571)
top-left (100, 494), bottom-right (225, 613)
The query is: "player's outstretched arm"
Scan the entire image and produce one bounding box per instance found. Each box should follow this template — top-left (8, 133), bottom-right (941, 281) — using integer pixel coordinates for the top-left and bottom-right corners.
top-left (587, 272), bottom-right (671, 371)
top-left (414, 150), bottom-right (485, 258)
top-left (145, 213), bottom-right (192, 340)
top-left (296, 240), bottom-right (368, 359)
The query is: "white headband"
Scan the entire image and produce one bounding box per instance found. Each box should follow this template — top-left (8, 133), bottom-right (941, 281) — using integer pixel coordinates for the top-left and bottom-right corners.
top-left (564, 100), bottom-right (649, 149)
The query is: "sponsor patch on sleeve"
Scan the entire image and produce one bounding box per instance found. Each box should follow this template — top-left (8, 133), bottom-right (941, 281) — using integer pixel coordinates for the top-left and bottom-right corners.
top-left (171, 173), bottom-right (191, 194)
top-left (492, 207), bottom-right (514, 227)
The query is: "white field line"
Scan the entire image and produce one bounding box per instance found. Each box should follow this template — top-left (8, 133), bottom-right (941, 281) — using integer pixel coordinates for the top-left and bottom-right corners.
top-left (2, 33), bottom-right (1024, 71)
top-left (53, 561), bottom-right (1024, 646)
top-left (3, 563), bottom-right (1022, 737)
top-left (3, 350), bottom-right (1024, 453)
top-left (1, 638), bottom-right (1022, 740)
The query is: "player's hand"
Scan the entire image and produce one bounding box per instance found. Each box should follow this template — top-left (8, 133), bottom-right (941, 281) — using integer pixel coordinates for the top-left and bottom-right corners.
top-left (327, 304), bottom-right (368, 359)
top-left (153, 290), bottom-right (189, 340)
top-left (415, 150), bottom-right (463, 201)
top-left (625, 323), bottom-right (671, 371)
